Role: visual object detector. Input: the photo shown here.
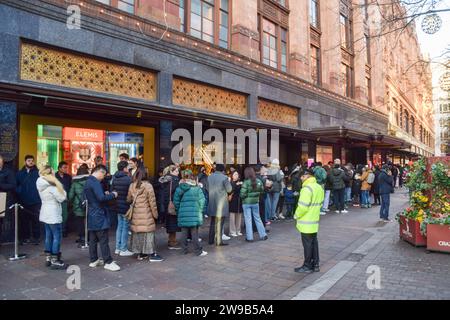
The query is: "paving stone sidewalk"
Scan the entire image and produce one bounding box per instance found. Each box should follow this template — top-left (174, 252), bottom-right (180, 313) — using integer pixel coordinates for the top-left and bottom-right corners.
top-left (0, 189), bottom-right (448, 300)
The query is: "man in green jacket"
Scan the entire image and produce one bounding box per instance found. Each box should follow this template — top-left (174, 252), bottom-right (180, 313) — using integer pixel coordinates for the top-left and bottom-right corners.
top-left (294, 169), bottom-right (325, 273)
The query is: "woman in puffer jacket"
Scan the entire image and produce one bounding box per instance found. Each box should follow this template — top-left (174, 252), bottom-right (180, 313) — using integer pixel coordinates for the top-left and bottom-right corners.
top-left (36, 165), bottom-right (67, 270)
top-left (127, 167), bottom-right (163, 262)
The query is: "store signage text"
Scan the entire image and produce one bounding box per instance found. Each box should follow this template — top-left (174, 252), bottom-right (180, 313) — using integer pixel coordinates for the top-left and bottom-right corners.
top-left (63, 127), bottom-right (104, 142)
top-left (438, 241), bottom-right (450, 247)
top-left (171, 121), bottom-right (279, 165)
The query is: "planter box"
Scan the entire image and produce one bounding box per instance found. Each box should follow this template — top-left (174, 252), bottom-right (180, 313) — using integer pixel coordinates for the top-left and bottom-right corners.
top-left (399, 216), bottom-right (427, 247)
top-left (426, 224), bottom-right (450, 253)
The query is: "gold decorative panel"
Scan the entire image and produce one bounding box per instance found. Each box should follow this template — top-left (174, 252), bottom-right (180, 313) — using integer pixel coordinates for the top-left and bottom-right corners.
top-left (172, 78), bottom-right (247, 117)
top-left (20, 43), bottom-right (156, 100)
top-left (258, 100), bottom-right (299, 127)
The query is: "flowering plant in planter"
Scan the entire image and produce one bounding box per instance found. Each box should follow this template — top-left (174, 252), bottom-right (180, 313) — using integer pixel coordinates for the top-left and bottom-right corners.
top-left (426, 162), bottom-right (450, 226)
top-left (396, 158), bottom-right (430, 232)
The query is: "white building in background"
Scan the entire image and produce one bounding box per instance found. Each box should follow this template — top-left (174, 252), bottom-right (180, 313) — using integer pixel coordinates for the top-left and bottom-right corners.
top-left (433, 60), bottom-right (450, 156)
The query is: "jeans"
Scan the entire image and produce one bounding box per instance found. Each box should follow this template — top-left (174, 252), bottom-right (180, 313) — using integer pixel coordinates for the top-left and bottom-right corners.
top-left (373, 193), bottom-right (380, 205)
top-left (44, 223), bottom-right (62, 255)
top-left (322, 190), bottom-right (331, 211)
top-left (115, 214), bottom-right (129, 252)
top-left (243, 204), bottom-right (267, 241)
top-left (208, 216), bottom-right (225, 245)
top-left (345, 187), bottom-right (352, 202)
top-left (181, 227), bottom-right (202, 255)
top-left (380, 193), bottom-right (390, 220)
top-left (265, 192), bottom-right (280, 220)
top-left (285, 204), bottom-right (294, 218)
top-left (89, 229), bottom-right (113, 264)
top-left (361, 190), bottom-right (370, 206)
top-left (332, 188), bottom-right (345, 211)
top-left (301, 233), bottom-right (319, 269)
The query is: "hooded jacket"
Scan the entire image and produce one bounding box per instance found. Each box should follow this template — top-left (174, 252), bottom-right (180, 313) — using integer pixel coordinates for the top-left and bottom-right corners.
top-left (240, 178), bottom-right (264, 205)
top-left (173, 179), bottom-right (205, 227)
top-left (266, 167), bottom-right (284, 193)
top-left (68, 174), bottom-right (89, 217)
top-left (111, 171), bottom-right (132, 215)
top-left (36, 177), bottom-right (66, 224)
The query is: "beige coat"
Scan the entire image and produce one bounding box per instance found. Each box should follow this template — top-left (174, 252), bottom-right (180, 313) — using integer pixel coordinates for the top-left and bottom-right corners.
top-left (361, 170), bottom-right (373, 191)
top-left (127, 181), bottom-right (158, 233)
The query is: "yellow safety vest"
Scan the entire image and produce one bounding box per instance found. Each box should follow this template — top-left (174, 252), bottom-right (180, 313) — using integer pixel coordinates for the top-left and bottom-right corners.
top-left (294, 177), bottom-right (325, 234)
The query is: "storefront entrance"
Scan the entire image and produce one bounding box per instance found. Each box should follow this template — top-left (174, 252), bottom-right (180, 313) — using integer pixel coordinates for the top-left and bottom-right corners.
top-left (20, 114), bottom-right (156, 175)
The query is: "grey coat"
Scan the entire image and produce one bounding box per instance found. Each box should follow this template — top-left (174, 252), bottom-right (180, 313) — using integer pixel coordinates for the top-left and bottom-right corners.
top-left (206, 171), bottom-right (232, 217)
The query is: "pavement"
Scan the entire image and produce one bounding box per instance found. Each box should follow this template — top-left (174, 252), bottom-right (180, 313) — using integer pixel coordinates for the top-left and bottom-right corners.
top-left (0, 189), bottom-right (449, 300)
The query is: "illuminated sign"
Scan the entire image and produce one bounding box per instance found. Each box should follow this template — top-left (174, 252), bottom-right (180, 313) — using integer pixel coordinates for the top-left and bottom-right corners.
top-left (63, 127), bottom-right (104, 142)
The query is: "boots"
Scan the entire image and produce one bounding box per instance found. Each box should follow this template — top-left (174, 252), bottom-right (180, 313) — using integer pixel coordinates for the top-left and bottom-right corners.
top-left (50, 253), bottom-right (68, 270)
top-left (45, 252), bottom-right (51, 267)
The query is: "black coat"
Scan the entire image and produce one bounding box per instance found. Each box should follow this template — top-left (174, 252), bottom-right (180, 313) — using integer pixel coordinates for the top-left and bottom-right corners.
top-left (84, 176), bottom-right (115, 231)
top-left (16, 166), bottom-right (41, 206)
top-left (159, 174), bottom-right (181, 233)
top-left (111, 171), bottom-right (132, 215)
top-left (378, 170), bottom-right (393, 195)
top-left (0, 165), bottom-right (16, 208)
top-left (56, 172), bottom-right (72, 194)
top-left (371, 169), bottom-right (381, 194)
top-left (229, 181), bottom-right (243, 214)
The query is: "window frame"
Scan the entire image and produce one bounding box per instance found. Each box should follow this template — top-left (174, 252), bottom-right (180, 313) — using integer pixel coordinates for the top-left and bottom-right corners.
top-left (180, 0), bottom-right (231, 48)
top-left (97, 0), bottom-right (137, 14)
top-left (310, 0), bottom-right (320, 30)
top-left (310, 44), bottom-right (321, 86)
top-left (259, 15), bottom-right (290, 72)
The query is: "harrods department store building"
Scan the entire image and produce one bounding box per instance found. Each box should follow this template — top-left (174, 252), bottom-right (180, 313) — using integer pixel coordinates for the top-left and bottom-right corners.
top-left (0, 0), bottom-right (435, 175)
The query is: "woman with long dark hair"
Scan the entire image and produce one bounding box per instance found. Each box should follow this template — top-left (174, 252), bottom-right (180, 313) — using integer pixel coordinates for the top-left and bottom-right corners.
top-left (240, 167), bottom-right (268, 242)
top-left (127, 167), bottom-right (163, 261)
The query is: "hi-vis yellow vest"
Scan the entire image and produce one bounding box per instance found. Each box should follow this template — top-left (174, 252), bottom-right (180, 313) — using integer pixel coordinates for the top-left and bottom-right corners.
top-left (294, 177), bottom-right (325, 234)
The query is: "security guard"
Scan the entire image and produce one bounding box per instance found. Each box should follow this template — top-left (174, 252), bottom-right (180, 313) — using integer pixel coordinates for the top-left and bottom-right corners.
top-left (294, 168), bottom-right (325, 273)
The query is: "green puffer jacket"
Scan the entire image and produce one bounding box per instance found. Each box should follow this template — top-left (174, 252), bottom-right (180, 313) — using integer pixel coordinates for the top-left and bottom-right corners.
top-left (174, 180), bottom-right (206, 228)
top-left (240, 178), bottom-right (264, 205)
top-left (68, 175), bottom-right (89, 217)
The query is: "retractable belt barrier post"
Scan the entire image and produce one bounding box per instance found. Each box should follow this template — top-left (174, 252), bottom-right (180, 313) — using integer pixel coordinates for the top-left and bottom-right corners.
top-left (9, 203), bottom-right (27, 261)
top-left (80, 200), bottom-right (89, 250)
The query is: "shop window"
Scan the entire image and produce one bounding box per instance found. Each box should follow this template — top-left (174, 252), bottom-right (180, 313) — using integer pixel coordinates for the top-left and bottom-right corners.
top-left (316, 145), bottom-right (333, 165)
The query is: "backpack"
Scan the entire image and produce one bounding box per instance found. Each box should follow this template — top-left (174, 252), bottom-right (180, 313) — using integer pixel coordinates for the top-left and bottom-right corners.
top-left (367, 172), bottom-right (375, 184)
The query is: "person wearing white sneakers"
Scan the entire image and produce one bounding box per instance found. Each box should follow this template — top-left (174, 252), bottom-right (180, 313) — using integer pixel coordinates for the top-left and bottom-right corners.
top-left (84, 165), bottom-right (120, 272)
top-left (173, 170), bottom-right (208, 257)
top-left (229, 166), bottom-right (244, 240)
top-left (112, 161), bottom-right (134, 257)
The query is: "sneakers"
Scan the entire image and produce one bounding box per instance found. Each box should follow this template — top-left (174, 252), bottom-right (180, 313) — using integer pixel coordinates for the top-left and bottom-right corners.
top-left (320, 212), bottom-right (327, 216)
top-left (341, 209), bottom-right (348, 213)
top-left (198, 251), bottom-right (208, 257)
top-left (294, 266), bottom-right (314, 274)
top-left (137, 254), bottom-right (149, 261)
top-left (237, 232), bottom-right (243, 236)
top-left (104, 261), bottom-right (121, 272)
top-left (119, 250), bottom-right (134, 257)
top-left (265, 221), bottom-right (271, 226)
top-left (245, 239), bottom-right (254, 242)
top-left (168, 245), bottom-right (182, 250)
top-left (278, 214), bottom-right (286, 220)
top-left (50, 255), bottom-right (68, 270)
top-left (45, 253), bottom-right (51, 267)
top-left (89, 259), bottom-right (105, 267)
top-left (222, 234), bottom-right (231, 241)
top-left (382, 219), bottom-right (393, 223)
top-left (114, 249), bottom-right (120, 255)
top-left (313, 265), bottom-right (320, 272)
top-left (335, 210), bottom-right (341, 214)
top-left (261, 235), bottom-right (268, 241)
top-left (324, 208), bottom-right (330, 212)
top-left (149, 253), bottom-right (164, 262)
top-left (230, 232), bottom-right (238, 237)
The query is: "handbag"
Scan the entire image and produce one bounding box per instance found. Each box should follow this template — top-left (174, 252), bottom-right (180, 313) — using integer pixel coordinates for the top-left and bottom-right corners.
top-left (167, 179), bottom-right (177, 216)
top-left (125, 186), bottom-right (145, 220)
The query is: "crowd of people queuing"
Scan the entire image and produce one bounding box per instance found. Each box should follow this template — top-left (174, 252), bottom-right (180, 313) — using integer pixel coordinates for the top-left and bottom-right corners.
top-left (0, 152), bottom-right (408, 273)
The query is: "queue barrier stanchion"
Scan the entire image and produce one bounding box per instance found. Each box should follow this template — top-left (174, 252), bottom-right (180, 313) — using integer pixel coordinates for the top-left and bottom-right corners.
top-left (9, 203), bottom-right (27, 261)
top-left (80, 200), bottom-right (89, 250)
